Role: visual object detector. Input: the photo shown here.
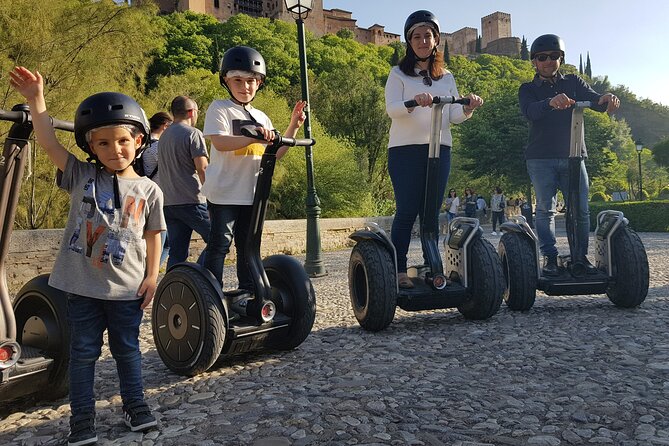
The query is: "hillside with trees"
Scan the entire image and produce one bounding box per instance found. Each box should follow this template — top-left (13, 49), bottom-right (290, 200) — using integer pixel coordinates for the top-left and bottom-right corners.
top-left (1, 1), bottom-right (667, 228)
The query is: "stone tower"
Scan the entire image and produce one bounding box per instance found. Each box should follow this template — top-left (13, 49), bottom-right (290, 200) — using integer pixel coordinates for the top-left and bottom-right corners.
top-left (481, 11), bottom-right (511, 49)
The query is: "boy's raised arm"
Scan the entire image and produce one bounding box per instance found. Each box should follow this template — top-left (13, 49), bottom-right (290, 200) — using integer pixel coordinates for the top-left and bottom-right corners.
top-left (9, 67), bottom-right (69, 171)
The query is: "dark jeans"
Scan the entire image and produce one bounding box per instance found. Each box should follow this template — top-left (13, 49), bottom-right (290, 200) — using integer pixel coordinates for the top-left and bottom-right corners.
top-left (67, 294), bottom-right (145, 417)
top-left (204, 202), bottom-right (254, 290)
top-left (164, 203), bottom-right (211, 269)
top-left (388, 144), bottom-right (451, 273)
top-left (492, 210), bottom-right (505, 231)
top-left (526, 158), bottom-right (590, 258)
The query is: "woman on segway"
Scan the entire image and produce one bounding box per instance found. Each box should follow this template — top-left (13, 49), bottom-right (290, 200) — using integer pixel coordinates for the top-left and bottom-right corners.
top-left (384, 10), bottom-right (483, 289)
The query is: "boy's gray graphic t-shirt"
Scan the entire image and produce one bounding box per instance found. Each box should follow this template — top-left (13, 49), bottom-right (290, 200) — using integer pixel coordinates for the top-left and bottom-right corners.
top-left (49, 155), bottom-right (165, 300)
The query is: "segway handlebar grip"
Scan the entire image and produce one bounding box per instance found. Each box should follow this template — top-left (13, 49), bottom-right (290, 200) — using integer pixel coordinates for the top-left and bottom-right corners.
top-left (241, 126), bottom-right (315, 147)
top-left (404, 96), bottom-right (471, 108)
top-left (0, 107), bottom-right (74, 132)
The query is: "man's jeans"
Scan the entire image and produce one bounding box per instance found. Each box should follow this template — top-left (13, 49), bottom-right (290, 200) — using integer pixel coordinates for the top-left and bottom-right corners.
top-left (67, 295), bottom-right (145, 416)
top-left (526, 158), bottom-right (590, 258)
top-left (204, 203), bottom-right (254, 290)
top-left (164, 203), bottom-right (211, 269)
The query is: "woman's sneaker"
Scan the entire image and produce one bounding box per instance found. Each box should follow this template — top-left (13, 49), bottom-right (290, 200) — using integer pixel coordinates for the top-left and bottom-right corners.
top-left (68, 413), bottom-right (97, 446)
top-left (122, 400), bottom-right (157, 432)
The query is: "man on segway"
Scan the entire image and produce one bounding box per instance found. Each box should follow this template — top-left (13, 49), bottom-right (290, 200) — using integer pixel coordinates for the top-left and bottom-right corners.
top-left (518, 34), bottom-right (620, 276)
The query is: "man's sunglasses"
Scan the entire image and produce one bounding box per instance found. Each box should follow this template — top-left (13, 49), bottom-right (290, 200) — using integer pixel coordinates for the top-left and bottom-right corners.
top-left (534, 52), bottom-right (561, 62)
top-left (419, 70), bottom-right (432, 86)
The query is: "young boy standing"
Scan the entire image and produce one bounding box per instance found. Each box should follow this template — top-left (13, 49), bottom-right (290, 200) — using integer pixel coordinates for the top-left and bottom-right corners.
top-left (9, 67), bottom-right (164, 446)
top-left (202, 46), bottom-right (306, 289)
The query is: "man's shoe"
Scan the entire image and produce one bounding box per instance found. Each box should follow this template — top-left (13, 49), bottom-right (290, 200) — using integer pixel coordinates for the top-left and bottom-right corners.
top-left (123, 400), bottom-right (157, 432)
top-left (68, 413), bottom-right (97, 446)
top-left (491, 231), bottom-right (497, 236)
top-left (542, 255), bottom-right (559, 276)
top-left (583, 257), bottom-right (599, 274)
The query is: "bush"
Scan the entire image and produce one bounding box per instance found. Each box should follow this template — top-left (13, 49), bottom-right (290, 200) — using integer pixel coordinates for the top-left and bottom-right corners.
top-left (590, 191), bottom-right (609, 202)
top-left (658, 186), bottom-right (669, 200)
top-left (589, 200), bottom-right (669, 232)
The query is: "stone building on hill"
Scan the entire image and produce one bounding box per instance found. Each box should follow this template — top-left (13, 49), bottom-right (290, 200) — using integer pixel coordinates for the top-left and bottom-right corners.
top-left (152, 0), bottom-right (400, 46)
top-left (150, 2), bottom-right (519, 57)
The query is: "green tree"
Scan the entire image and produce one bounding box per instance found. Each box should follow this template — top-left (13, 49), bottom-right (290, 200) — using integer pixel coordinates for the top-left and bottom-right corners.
top-left (443, 39), bottom-right (451, 65)
top-left (475, 35), bottom-right (482, 53)
top-left (585, 52), bottom-right (592, 78)
top-left (520, 36), bottom-right (529, 60)
top-left (579, 54), bottom-right (583, 75)
top-left (652, 138), bottom-right (669, 173)
top-left (336, 28), bottom-right (355, 39)
top-left (0, 0), bottom-right (163, 229)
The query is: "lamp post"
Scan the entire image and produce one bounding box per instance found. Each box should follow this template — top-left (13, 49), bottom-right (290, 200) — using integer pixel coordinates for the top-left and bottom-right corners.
top-left (284, 0), bottom-right (326, 277)
top-left (635, 141), bottom-right (644, 201)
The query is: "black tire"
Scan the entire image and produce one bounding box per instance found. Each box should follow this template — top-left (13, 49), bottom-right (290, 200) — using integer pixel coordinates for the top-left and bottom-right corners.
top-left (457, 237), bottom-right (504, 320)
top-left (606, 227), bottom-right (649, 307)
top-left (348, 240), bottom-right (397, 331)
top-left (263, 255), bottom-right (316, 350)
top-left (498, 232), bottom-right (538, 311)
top-left (13, 274), bottom-right (69, 400)
top-left (152, 266), bottom-right (226, 376)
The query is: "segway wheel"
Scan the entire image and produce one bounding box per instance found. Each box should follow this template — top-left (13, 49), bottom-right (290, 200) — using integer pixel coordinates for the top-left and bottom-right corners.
top-left (152, 266), bottom-right (226, 376)
top-left (348, 240), bottom-right (397, 331)
top-left (13, 274), bottom-right (69, 400)
top-left (263, 255), bottom-right (316, 350)
top-left (606, 227), bottom-right (649, 308)
top-left (457, 237), bottom-right (504, 320)
top-left (498, 232), bottom-right (538, 311)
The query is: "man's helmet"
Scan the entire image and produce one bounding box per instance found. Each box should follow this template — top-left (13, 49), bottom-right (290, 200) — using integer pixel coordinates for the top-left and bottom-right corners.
top-left (74, 92), bottom-right (150, 161)
top-left (530, 34), bottom-right (565, 60)
top-left (404, 10), bottom-right (440, 44)
top-left (219, 46), bottom-right (267, 87)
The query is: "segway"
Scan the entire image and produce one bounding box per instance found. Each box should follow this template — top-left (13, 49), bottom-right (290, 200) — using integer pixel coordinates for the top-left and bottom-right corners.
top-left (152, 127), bottom-right (317, 376)
top-left (0, 106), bottom-right (72, 402)
top-left (348, 96), bottom-right (505, 332)
top-left (499, 101), bottom-right (649, 311)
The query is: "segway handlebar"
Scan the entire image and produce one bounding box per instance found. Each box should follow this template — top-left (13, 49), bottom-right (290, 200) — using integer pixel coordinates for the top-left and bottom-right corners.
top-left (0, 108), bottom-right (74, 132)
top-left (573, 101), bottom-right (594, 109)
top-left (240, 126), bottom-right (315, 148)
top-left (404, 96), bottom-right (471, 109)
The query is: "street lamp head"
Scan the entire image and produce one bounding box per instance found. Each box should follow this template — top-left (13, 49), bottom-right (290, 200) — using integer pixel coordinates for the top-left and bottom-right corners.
top-left (284, 0), bottom-right (313, 19)
top-left (635, 140), bottom-right (644, 153)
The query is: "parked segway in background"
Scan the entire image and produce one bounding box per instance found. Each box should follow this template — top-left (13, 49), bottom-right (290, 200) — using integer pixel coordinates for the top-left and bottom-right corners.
top-left (0, 106), bottom-right (72, 402)
top-left (499, 101), bottom-right (649, 311)
top-left (348, 96), bottom-right (505, 332)
top-left (152, 127), bottom-right (316, 376)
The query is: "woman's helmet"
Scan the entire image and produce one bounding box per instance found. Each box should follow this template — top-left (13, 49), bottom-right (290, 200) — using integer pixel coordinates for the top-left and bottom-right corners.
top-left (219, 46), bottom-right (266, 86)
top-left (74, 92), bottom-right (150, 161)
top-left (530, 34), bottom-right (565, 60)
top-left (404, 10), bottom-right (440, 44)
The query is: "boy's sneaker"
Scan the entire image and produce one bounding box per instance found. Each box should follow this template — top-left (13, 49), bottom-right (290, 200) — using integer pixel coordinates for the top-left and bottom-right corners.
top-left (123, 400), bottom-right (157, 432)
top-left (68, 413), bottom-right (97, 446)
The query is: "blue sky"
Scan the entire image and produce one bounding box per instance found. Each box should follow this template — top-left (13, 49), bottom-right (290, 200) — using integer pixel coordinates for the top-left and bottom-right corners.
top-left (324, 0), bottom-right (668, 106)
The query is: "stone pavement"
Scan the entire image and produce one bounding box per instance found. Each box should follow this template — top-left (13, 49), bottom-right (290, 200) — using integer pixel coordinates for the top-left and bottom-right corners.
top-left (1, 231), bottom-right (668, 446)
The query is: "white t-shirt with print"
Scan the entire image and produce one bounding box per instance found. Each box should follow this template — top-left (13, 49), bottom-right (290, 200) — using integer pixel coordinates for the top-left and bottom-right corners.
top-left (202, 99), bottom-right (273, 205)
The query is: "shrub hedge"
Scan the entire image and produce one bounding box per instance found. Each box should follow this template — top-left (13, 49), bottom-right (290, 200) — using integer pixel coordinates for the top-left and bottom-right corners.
top-left (589, 200), bottom-right (669, 232)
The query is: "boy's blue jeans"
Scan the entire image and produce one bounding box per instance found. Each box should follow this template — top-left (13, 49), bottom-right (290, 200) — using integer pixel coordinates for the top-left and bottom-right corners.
top-left (67, 294), bottom-right (145, 417)
top-left (388, 145), bottom-right (451, 273)
top-left (204, 202), bottom-right (254, 290)
top-left (526, 158), bottom-right (590, 258)
top-left (164, 203), bottom-right (211, 269)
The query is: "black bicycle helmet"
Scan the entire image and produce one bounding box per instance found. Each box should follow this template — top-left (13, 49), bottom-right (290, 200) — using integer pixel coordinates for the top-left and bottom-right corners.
top-left (404, 10), bottom-right (440, 43)
top-left (530, 34), bottom-right (565, 60)
top-left (219, 46), bottom-right (267, 87)
top-left (74, 92), bottom-right (150, 161)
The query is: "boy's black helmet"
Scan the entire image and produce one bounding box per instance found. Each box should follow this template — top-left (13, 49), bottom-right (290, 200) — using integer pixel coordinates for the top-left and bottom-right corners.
top-left (530, 34), bottom-right (565, 59)
top-left (219, 46), bottom-right (267, 87)
top-left (74, 92), bottom-right (150, 159)
top-left (404, 10), bottom-right (440, 42)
